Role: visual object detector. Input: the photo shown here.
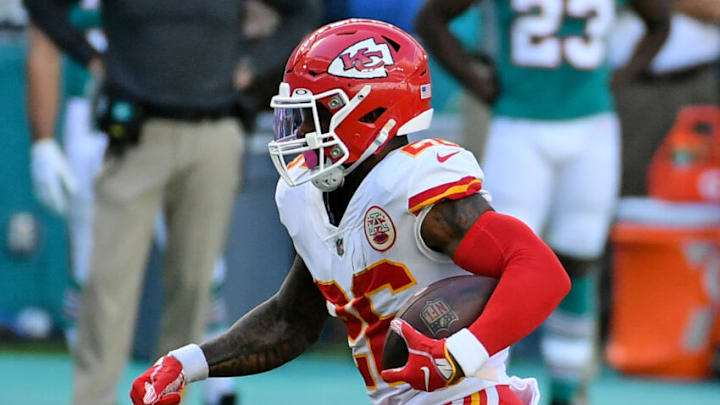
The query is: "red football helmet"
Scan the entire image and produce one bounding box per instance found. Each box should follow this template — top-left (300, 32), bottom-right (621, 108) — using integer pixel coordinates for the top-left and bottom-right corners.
top-left (269, 18), bottom-right (433, 191)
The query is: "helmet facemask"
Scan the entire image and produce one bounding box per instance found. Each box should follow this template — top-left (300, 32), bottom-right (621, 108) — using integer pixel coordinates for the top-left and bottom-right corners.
top-left (269, 83), bottom-right (394, 192)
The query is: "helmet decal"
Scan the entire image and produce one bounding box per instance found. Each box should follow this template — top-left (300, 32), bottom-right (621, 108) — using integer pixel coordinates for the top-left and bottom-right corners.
top-left (420, 83), bottom-right (432, 100)
top-left (328, 38), bottom-right (395, 79)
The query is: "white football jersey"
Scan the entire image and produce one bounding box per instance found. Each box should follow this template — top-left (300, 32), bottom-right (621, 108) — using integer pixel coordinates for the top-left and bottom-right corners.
top-left (276, 138), bottom-right (511, 405)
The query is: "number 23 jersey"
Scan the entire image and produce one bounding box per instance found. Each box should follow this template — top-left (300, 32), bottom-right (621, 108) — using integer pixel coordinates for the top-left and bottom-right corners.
top-left (489, 0), bottom-right (622, 120)
top-left (275, 139), bottom-right (511, 405)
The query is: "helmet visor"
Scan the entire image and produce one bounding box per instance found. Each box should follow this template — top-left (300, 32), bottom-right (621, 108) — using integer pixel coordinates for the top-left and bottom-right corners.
top-left (272, 105), bottom-right (316, 142)
top-left (268, 85), bottom-right (351, 188)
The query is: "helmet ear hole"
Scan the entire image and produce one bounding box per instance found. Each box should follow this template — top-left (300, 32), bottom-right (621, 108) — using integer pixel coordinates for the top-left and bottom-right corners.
top-left (382, 35), bottom-right (401, 52)
top-left (358, 107), bottom-right (387, 124)
top-left (315, 103), bottom-right (334, 132)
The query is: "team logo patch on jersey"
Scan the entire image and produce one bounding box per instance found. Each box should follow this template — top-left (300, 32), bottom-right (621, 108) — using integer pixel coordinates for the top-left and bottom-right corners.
top-left (421, 298), bottom-right (459, 337)
top-left (364, 205), bottom-right (396, 251)
top-left (328, 38), bottom-right (394, 79)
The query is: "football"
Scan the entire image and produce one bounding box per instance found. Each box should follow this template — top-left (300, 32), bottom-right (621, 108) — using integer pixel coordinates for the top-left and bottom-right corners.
top-left (381, 274), bottom-right (498, 370)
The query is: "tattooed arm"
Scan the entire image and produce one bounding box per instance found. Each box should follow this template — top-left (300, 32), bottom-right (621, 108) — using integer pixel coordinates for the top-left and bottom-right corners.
top-left (421, 193), bottom-right (569, 357)
top-left (420, 193), bottom-right (493, 256)
top-left (202, 254), bottom-right (328, 377)
top-left (380, 192), bottom-right (567, 389)
top-left (130, 254), bottom-right (328, 404)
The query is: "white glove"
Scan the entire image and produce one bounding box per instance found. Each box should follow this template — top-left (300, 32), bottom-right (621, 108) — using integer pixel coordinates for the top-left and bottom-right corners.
top-left (30, 138), bottom-right (78, 215)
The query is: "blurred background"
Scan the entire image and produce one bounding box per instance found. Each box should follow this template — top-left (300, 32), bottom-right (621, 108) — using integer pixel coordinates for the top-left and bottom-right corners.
top-left (0, 0), bottom-right (719, 404)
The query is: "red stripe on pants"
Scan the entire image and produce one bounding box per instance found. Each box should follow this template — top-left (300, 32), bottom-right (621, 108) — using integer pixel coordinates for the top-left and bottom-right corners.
top-left (441, 385), bottom-right (523, 405)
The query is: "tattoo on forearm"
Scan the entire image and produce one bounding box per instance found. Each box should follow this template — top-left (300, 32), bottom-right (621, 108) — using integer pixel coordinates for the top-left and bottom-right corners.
top-left (204, 304), bottom-right (310, 376)
top-left (201, 258), bottom-right (328, 377)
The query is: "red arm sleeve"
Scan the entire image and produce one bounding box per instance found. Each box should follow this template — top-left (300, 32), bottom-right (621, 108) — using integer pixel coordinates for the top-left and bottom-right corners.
top-left (452, 211), bottom-right (571, 356)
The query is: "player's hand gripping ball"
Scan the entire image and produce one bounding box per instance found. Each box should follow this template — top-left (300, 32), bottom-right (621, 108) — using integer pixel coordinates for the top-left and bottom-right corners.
top-left (380, 275), bottom-right (497, 391)
top-left (380, 318), bottom-right (462, 391)
top-left (130, 355), bottom-right (186, 405)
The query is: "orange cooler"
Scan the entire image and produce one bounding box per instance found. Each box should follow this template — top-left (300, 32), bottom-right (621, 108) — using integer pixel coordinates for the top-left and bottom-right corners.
top-left (607, 198), bottom-right (720, 379)
top-left (647, 105), bottom-right (720, 203)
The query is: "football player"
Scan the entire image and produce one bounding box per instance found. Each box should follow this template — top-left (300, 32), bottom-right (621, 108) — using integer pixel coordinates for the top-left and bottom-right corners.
top-left (415, 1), bottom-right (670, 404)
top-left (130, 19), bottom-right (570, 405)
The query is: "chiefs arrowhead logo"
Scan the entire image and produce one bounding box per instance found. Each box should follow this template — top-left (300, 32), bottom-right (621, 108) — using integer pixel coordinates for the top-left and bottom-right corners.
top-left (328, 38), bottom-right (394, 79)
top-left (364, 205), bottom-right (396, 251)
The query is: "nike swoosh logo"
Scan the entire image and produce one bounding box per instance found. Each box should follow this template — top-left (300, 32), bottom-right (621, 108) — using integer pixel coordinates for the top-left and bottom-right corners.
top-left (436, 151), bottom-right (460, 163)
top-left (420, 366), bottom-right (430, 391)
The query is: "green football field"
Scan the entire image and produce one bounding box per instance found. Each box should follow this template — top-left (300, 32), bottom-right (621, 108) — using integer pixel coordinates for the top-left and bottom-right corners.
top-left (2, 346), bottom-right (719, 405)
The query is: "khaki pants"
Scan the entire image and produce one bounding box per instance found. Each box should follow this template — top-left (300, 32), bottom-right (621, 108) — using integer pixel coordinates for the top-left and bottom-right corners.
top-left (72, 117), bottom-right (243, 405)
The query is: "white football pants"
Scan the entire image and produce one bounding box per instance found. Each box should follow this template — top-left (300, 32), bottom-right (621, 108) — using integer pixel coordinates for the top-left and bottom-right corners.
top-left (481, 113), bottom-right (620, 260)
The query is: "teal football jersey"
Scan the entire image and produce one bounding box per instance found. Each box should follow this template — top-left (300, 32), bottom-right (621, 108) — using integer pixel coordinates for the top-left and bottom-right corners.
top-left (487, 0), bottom-right (620, 120)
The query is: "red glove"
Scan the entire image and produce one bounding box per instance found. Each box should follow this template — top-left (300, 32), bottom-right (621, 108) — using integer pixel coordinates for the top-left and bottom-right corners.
top-left (130, 355), bottom-right (186, 405)
top-left (380, 319), bottom-right (463, 391)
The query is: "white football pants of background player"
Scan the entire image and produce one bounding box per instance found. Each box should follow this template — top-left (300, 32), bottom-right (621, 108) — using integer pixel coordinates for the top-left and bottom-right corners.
top-left (61, 97), bottom-right (235, 405)
top-left (481, 112), bottom-right (620, 394)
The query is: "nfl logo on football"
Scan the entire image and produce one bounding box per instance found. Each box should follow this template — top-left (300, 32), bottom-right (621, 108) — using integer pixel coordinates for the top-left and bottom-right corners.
top-left (420, 298), bottom-right (459, 337)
